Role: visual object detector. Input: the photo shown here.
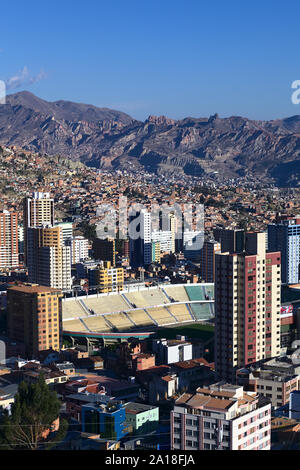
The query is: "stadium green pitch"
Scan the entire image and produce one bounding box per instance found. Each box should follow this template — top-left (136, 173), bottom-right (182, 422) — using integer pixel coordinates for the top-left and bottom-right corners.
top-left (153, 323), bottom-right (214, 342)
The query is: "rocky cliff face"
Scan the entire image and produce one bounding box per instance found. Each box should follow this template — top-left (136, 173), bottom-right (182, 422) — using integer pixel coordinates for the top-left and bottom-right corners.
top-left (1, 92), bottom-right (300, 185)
top-left (0, 91), bottom-right (135, 159)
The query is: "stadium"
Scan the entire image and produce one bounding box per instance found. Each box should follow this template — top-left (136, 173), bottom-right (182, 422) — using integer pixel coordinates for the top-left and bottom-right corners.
top-left (62, 283), bottom-right (215, 343)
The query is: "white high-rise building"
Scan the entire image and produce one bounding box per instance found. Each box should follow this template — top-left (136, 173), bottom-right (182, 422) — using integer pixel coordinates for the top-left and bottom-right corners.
top-left (55, 222), bottom-right (73, 243)
top-left (27, 225), bottom-right (72, 291)
top-left (24, 192), bottom-right (54, 228)
top-left (66, 236), bottom-right (89, 264)
top-left (151, 230), bottom-right (174, 252)
top-left (142, 210), bottom-right (152, 265)
top-left (23, 192), bottom-right (54, 264)
top-left (18, 224), bottom-right (24, 255)
top-left (0, 210), bottom-right (19, 268)
top-left (129, 209), bottom-right (152, 267)
top-left (169, 213), bottom-right (176, 253)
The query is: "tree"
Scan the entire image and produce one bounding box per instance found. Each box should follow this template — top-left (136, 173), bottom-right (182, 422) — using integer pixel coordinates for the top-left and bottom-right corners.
top-left (81, 222), bottom-right (97, 241)
top-left (0, 375), bottom-right (61, 450)
top-left (238, 218), bottom-right (248, 230)
top-left (44, 418), bottom-right (69, 450)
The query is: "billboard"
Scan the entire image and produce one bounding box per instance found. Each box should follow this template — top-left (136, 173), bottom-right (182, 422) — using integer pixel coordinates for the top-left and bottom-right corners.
top-left (280, 304), bottom-right (294, 316)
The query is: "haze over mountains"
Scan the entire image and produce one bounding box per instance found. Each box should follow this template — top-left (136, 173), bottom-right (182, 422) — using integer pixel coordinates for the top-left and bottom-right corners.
top-left (1, 91), bottom-right (300, 186)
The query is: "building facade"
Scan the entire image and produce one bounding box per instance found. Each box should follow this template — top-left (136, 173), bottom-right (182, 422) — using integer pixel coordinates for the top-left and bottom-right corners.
top-left (7, 284), bottom-right (62, 358)
top-left (67, 236), bottom-right (89, 264)
top-left (248, 369), bottom-right (299, 409)
top-left (199, 239), bottom-right (221, 282)
top-left (88, 261), bottom-right (124, 293)
top-left (214, 228), bottom-right (245, 254)
top-left (171, 382), bottom-right (271, 450)
top-left (55, 222), bottom-right (73, 243)
top-left (214, 232), bottom-right (281, 383)
top-left (81, 402), bottom-right (128, 441)
top-left (23, 192), bottom-right (54, 263)
top-left (0, 210), bottom-right (19, 268)
top-left (153, 338), bottom-right (193, 365)
top-left (268, 217), bottom-right (300, 285)
top-left (93, 238), bottom-right (116, 266)
top-left (151, 230), bottom-right (174, 253)
top-left (27, 225), bottom-right (72, 290)
top-left (129, 210), bottom-right (152, 267)
top-left (124, 402), bottom-right (159, 435)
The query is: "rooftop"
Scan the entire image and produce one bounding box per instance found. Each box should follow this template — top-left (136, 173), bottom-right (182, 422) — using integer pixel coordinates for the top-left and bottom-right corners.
top-left (124, 402), bottom-right (158, 414)
top-left (176, 393), bottom-right (234, 411)
top-left (175, 384), bottom-right (259, 415)
top-left (8, 284), bottom-right (61, 295)
top-left (172, 358), bottom-right (210, 370)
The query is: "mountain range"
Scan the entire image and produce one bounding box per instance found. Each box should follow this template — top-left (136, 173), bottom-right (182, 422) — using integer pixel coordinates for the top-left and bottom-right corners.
top-left (1, 91), bottom-right (300, 186)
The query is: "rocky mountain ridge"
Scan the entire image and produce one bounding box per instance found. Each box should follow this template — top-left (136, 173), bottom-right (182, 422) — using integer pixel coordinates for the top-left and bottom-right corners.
top-left (1, 92), bottom-right (300, 185)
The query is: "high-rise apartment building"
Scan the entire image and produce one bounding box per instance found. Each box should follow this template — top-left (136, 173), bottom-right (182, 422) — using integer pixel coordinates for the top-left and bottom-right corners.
top-left (151, 241), bottom-right (161, 263)
top-left (150, 211), bottom-right (177, 255)
top-left (199, 239), bottom-right (221, 282)
top-left (66, 236), bottom-right (89, 264)
top-left (88, 261), bottom-right (124, 293)
top-left (169, 213), bottom-right (176, 253)
top-left (129, 210), bottom-right (152, 267)
top-left (0, 210), bottom-right (19, 268)
top-left (55, 221), bottom-right (73, 243)
top-left (7, 283), bottom-right (62, 358)
top-left (97, 261), bottom-right (124, 293)
top-left (24, 192), bottom-right (55, 228)
top-left (151, 230), bottom-right (174, 253)
top-left (23, 192), bottom-right (54, 263)
top-left (171, 382), bottom-right (271, 450)
top-left (93, 238), bottom-right (116, 266)
top-left (214, 232), bottom-right (281, 383)
top-left (158, 212), bottom-right (176, 253)
top-left (27, 225), bottom-right (72, 290)
top-left (268, 217), bottom-right (300, 285)
top-left (122, 239), bottom-right (129, 259)
top-left (213, 228), bottom-right (245, 254)
top-left (18, 224), bottom-right (24, 256)
top-left (183, 230), bottom-right (203, 261)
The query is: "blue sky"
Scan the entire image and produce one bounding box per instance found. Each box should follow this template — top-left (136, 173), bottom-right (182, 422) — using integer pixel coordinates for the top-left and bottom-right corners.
top-left (1, 0), bottom-right (300, 120)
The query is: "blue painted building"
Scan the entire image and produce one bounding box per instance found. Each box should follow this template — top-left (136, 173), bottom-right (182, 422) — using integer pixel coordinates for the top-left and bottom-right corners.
top-left (81, 402), bottom-right (128, 441)
top-left (268, 218), bottom-right (300, 285)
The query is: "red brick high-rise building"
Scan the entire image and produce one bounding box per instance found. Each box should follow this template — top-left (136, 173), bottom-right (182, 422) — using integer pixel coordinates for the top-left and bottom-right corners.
top-left (214, 232), bottom-right (281, 383)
